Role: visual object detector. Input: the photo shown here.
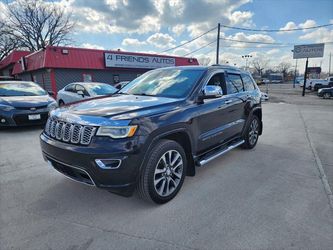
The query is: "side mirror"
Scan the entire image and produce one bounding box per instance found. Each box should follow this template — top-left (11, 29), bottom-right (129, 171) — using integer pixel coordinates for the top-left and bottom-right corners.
top-left (203, 85), bottom-right (223, 98)
top-left (48, 91), bottom-right (54, 96)
top-left (77, 90), bottom-right (84, 97)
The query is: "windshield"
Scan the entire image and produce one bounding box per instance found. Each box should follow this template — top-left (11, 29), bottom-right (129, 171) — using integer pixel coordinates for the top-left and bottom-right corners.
top-left (120, 68), bottom-right (205, 98)
top-left (85, 83), bottom-right (117, 95)
top-left (0, 82), bottom-right (47, 96)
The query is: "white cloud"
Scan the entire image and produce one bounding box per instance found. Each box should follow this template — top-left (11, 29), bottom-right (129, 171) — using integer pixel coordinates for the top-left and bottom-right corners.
top-left (229, 11), bottom-right (254, 27)
top-left (172, 24), bottom-right (186, 36)
top-left (267, 49), bottom-right (280, 55)
top-left (0, 2), bottom-right (7, 20)
top-left (121, 38), bottom-right (147, 47)
top-left (299, 27), bottom-right (333, 43)
top-left (299, 19), bottom-right (317, 29)
top-left (279, 21), bottom-right (297, 34)
top-left (225, 32), bottom-right (275, 47)
top-left (147, 33), bottom-right (175, 48)
top-left (81, 43), bottom-right (105, 50)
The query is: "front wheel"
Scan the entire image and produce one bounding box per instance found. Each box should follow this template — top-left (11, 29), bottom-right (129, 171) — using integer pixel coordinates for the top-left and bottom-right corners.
top-left (323, 93), bottom-right (331, 99)
top-left (137, 139), bottom-right (187, 204)
top-left (242, 115), bottom-right (260, 149)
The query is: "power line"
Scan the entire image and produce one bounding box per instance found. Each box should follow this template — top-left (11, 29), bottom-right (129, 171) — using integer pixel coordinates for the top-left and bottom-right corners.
top-left (220, 23), bottom-right (333, 32)
top-left (220, 37), bottom-right (292, 45)
top-left (161, 26), bottom-right (217, 53)
top-left (182, 40), bottom-right (216, 56)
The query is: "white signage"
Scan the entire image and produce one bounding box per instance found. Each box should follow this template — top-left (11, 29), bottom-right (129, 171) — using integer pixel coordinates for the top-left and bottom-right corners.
top-left (105, 53), bottom-right (176, 69)
top-left (293, 43), bottom-right (325, 59)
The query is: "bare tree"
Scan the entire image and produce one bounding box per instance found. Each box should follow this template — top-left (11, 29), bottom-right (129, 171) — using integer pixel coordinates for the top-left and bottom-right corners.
top-left (277, 62), bottom-right (292, 78)
top-left (251, 58), bottom-right (269, 76)
top-left (0, 20), bottom-right (19, 61)
top-left (4, 0), bottom-right (74, 52)
top-left (199, 56), bottom-right (211, 66)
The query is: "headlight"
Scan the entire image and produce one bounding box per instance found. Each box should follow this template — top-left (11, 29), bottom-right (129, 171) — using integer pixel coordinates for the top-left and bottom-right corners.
top-left (47, 102), bottom-right (58, 110)
top-left (0, 104), bottom-right (15, 111)
top-left (96, 125), bottom-right (138, 139)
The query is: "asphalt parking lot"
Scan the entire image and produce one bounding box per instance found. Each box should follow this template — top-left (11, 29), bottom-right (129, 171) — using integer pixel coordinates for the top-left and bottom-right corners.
top-left (1, 84), bottom-right (333, 250)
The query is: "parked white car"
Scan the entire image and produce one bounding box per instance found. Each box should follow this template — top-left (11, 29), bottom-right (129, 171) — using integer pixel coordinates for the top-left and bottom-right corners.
top-left (57, 82), bottom-right (117, 106)
top-left (299, 79), bottom-right (312, 89)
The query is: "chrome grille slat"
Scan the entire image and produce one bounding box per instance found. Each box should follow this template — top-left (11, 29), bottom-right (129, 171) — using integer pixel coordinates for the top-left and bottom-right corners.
top-left (44, 118), bottom-right (95, 145)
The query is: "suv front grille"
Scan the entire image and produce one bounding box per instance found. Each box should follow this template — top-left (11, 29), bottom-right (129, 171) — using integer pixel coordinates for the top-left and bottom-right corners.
top-left (44, 118), bottom-right (96, 145)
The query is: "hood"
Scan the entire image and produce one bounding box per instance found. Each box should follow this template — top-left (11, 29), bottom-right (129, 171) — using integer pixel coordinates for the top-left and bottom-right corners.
top-left (0, 95), bottom-right (54, 108)
top-left (58, 94), bottom-right (181, 120)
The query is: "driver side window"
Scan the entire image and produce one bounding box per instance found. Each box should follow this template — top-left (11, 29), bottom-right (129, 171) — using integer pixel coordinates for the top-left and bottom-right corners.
top-left (207, 73), bottom-right (226, 94)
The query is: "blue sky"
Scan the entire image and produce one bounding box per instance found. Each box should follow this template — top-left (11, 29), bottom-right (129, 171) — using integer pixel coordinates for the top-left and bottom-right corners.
top-left (1, 0), bottom-right (333, 72)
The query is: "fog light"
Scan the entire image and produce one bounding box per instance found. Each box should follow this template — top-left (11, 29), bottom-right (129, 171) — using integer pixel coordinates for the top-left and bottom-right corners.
top-left (95, 159), bottom-right (121, 169)
top-left (1, 118), bottom-right (6, 123)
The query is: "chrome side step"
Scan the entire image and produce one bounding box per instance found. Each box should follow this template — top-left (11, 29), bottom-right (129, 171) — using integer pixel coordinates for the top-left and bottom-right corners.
top-left (197, 140), bottom-right (245, 166)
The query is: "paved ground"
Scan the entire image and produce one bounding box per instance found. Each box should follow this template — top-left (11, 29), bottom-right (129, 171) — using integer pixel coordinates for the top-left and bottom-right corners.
top-left (1, 84), bottom-right (333, 250)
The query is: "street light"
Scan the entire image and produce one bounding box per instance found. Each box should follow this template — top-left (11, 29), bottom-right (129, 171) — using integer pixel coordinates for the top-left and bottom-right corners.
top-left (242, 55), bottom-right (252, 71)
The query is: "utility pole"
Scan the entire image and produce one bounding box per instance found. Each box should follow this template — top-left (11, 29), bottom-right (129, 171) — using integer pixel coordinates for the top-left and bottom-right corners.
top-left (302, 58), bottom-right (308, 97)
top-left (216, 23), bottom-right (220, 64)
top-left (328, 52), bottom-right (331, 75)
top-left (293, 59), bottom-right (298, 88)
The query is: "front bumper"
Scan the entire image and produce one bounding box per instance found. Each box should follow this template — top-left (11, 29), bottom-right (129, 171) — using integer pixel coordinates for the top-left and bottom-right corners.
top-left (40, 133), bottom-right (147, 196)
top-left (0, 108), bottom-right (50, 127)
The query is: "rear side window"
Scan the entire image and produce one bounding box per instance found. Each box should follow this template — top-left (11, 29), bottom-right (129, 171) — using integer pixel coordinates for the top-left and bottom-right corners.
top-left (242, 74), bottom-right (256, 91)
top-left (76, 84), bottom-right (90, 96)
top-left (226, 74), bottom-right (244, 94)
top-left (65, 84), bottom-right (75, 92)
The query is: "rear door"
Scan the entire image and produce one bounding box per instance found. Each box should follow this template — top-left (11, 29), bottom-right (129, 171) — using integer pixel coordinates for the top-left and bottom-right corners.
top-left (223, 73), bottom-right (247, 138)
top-left (61, 84), bottom-right (77, 103)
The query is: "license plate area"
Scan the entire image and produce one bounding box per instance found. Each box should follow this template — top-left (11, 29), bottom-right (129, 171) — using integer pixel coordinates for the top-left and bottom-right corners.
top-left (28, 114), bottom-right (41, 120)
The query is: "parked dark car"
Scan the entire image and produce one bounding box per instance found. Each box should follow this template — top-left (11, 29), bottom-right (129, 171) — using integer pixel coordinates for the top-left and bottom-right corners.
top-left (40, 65), bottom-right (263, 204)
top-left (0, 81), bottom-right (57, 127)
top-left (318, 87), bottom-right (333, 99)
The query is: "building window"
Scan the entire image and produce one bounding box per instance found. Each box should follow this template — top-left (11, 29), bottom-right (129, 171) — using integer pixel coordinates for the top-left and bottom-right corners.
top-left (83, 73), bottom-right (92, 82)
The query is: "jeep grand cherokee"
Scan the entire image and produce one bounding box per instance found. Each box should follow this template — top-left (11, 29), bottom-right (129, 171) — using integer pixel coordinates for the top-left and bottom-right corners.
top-left (40, 65), bottom-right (263, 204)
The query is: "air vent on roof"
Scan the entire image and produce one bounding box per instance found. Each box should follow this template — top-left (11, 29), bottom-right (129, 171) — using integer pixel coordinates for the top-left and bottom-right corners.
top-left (62, 49), bottom-right (69, 55)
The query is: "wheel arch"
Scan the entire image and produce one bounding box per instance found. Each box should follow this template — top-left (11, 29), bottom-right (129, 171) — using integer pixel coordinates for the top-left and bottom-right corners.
top-left (242, 107), bottom-right (263, 137)
top-left (141, 128), bottom-right (196, 177)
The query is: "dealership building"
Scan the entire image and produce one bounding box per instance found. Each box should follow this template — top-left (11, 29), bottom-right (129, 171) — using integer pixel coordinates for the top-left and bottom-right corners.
top-left (0, 46), bottom-right (199, 96)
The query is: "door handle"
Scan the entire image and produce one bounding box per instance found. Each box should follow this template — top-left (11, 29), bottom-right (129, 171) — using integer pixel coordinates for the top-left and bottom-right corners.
top-left (225, 100), bottom-right (233, 104)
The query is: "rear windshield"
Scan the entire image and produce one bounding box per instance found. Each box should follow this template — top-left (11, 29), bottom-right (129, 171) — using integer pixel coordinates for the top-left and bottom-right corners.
top-left (0, 82), bottom-right (47, 96)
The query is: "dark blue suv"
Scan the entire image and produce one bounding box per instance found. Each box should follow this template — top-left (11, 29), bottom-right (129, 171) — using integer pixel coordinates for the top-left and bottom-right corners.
top-left (40, 65), bottom-right (263, 204)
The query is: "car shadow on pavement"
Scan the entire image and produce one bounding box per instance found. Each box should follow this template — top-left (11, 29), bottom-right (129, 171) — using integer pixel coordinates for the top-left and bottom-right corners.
top-left (0, 125), bottom-right (43, 133)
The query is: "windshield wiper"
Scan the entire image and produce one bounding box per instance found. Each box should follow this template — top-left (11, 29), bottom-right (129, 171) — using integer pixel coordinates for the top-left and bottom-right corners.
top-left (132, 93), bottom-right (156, 97)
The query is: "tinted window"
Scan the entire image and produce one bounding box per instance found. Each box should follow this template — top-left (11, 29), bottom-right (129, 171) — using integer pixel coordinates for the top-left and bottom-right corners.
top-left (207, 73), bottom-right (226, 94)
top-left (85, 83), bottom-right (117, 95)
top-left (0, 82), bottom-right (47, 96)
top-left (120, 68), bottom-right (205, 98)
top-left (242, 75), bottom-right (255, 91)
top-left (75, 84), bottom-right (89, 96)
top-left (65, 84), bottom-right (75, 92)
top-left (226, 74), bottom-right (244, 94)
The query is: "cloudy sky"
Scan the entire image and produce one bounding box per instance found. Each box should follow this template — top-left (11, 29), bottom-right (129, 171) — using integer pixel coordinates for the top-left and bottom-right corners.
top-left (1, 0), bottom-right (333, 72)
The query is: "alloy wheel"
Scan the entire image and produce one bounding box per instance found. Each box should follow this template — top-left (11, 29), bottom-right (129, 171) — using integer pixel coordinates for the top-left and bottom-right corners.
top-left (153, 150), bottom-right (183, 197)
top-left (249, 119), bottom-right (259, 146)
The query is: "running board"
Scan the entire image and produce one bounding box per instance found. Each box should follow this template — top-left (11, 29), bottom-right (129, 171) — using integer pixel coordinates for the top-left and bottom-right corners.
top-left (197, 140), bottom-right (245, 166)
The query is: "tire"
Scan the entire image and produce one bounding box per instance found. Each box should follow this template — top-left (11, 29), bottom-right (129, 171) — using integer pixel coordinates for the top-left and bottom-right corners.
top-left (58, 100), bottom-right (65, 106)
top-left (323, 93), bottom-right (331, 99)
top-left (242, 115), bottom-right (260, 149)
top-left (137, 139), bottom-right (187, 204)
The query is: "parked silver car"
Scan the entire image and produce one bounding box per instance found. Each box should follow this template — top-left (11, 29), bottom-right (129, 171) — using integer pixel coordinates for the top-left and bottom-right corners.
top-left (56, 82), bottom-right (117, 106)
